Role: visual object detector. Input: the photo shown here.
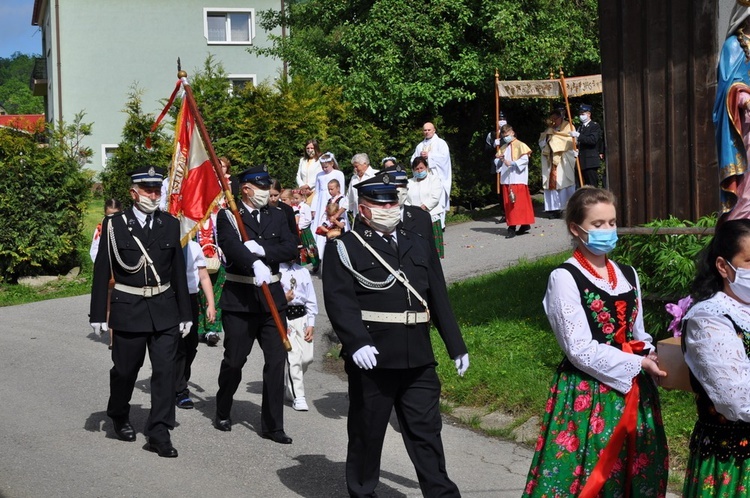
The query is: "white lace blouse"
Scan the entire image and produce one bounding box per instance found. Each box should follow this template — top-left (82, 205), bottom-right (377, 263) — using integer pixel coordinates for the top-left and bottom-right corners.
top-left (543, 257), bottom-right (653, 394)
top-left (683, 292), bottom-right (750, 422)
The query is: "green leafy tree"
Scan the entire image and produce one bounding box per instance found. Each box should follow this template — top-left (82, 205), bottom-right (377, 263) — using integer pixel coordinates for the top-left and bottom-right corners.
top-left (185, 58), bottom-right (390, 189)
top-left (0, 127), bottom-right (90, 282)
top-left (0, 53), bottom-right (44, 114)
top-left (49, 111), bottom-right (93, 168)
top-left (254, 0), bottom-right (600, 205)
top-left (100, 86), bottom-right (172, 205)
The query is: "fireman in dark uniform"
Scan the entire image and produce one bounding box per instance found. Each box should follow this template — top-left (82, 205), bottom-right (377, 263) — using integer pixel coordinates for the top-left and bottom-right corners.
top-left (89, 166), bottom-right (192, 458)
top-left (213, 165), bottom-right (298, 443)
top-left (323, 174), bottom-right (469, 497)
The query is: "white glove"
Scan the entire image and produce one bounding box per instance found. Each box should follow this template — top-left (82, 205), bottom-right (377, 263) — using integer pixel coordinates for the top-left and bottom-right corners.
top-left (252, 260), bottom-right (272, 287)
top-left (244, 240), bottom-right (265, 257)
top-left (493, 138), bottom-right (502, 147)
top-left (179, 321), bottom-right (193, 338)
top-left (573, 149), bottom-right (579, 158)
top-left (90, 322), bottom-right (108, 335)
top-left (569, 130), bottom-right (580, 138)
top-left (352, 345), bottom-right (380, 370)
top-left (454, 353), bottom-right (469, 377)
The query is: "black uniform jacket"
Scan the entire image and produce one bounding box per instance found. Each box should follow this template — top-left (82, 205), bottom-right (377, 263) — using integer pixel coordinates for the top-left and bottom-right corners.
top-left (401, 205), bottom-right (446, 283)
top-left (217, 204), bottom-right (298, 313)
top-left (89, 207), bottom-right (191, 332)
top-left (576, 121), bottom-right (603, 171)
top-left (323, 221), bottom-right (467, 369)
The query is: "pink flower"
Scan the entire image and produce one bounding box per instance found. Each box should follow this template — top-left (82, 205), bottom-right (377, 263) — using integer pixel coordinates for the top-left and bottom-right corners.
top-left (599, 384), bottom-right (611, 393)
top-left (574, 394), bottom-right (592, 412)
top-left (597, 311), bottom-right (611, 323)
top-left (545, 397), bottom-right (555, 413)
top-left (631, 452), bottom-right (650, 474)
top-left (555, 429), bottom-right (580, 452)
top-left (570, 479), bottom-right (582, 495)
top-left (665, 295), bottom-right (693, 337)
top-left (525, 480), bottom-right (537, 495)
top-left (602, 323), bottom-right (615, 334)
top-left (577, 380), bottom-right (590, 392)
top-left (535, 434), bottom-right (546, 451)
top-left (590, 299), bottom-right (604, 312)
top-left (590, 416), bottom-right (605, 434)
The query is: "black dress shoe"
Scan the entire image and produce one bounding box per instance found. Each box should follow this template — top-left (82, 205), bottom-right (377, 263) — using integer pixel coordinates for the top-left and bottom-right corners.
top-left (145, 440), bottom-right (178, 458)
top-left (505, 227), bottom-right (516, 239)
top-left (517, 225), bottom-right (530, 235)
top-left (262, 430), bottom-right (293, 444)
top-left (214, 417), bottom-right (232, 432)
top-left (113, 420), bottom-right (136, 442)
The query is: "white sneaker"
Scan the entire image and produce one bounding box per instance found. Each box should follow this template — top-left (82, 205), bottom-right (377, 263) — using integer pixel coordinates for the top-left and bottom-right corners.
top-left (292, 397), bottom-right (309, 411)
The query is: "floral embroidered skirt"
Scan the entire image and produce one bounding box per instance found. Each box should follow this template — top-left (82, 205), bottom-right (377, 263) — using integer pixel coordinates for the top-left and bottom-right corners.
top-left (299, 227), bottom-right (319, 267)
top-left (683, 426), bottom-right (750, 497)
top-left (432, 220), bottom-right (444, 258)
top-left (197, 264), bottom-right (225, 337)
top-left (523, 368), bottom-right (668, 497)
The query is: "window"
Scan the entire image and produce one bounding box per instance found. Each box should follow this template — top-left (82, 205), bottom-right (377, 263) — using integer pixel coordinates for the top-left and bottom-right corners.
top-left (204, 9), bottom-right (254, 44)
top-left (101, 144), bottom-right (118, 167)
top-left (228, 74), bottom-right (256, 95)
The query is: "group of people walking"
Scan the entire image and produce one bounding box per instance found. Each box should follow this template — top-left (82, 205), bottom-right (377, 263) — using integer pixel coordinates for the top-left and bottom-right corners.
top-left (88, 133), bottom-right (470, 497)
top-left (88, 106), bottom-right (750, 496)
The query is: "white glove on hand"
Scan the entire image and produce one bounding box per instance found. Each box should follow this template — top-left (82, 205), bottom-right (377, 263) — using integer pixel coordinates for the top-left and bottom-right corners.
top-left (352, 345), bottom-right (380, 370)
top-left (454, 353), bottom-right (469, 377)
top-left (569, 130), bottom-right (580, 138)
top-left (573, 149), bottom-right (579, 158)
top-left (244, 240), bottom-right (265, 257)
top-left (90, 322), bottom-right (108, 335)
top-left (493, 138), bottom-right (502, 147)
top-left (252, 260), bottom-right (272, 287)
top-left (179, 321), bottom-right (193, 338)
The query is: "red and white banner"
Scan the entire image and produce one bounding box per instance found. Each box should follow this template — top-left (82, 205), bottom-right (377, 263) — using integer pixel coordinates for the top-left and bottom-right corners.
top-left (167, 93), bottom-right (222, 245)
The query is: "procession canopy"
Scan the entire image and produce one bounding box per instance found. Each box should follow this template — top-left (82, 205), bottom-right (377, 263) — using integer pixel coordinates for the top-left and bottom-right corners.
top-left (497, 74), bottom-right (602, 99)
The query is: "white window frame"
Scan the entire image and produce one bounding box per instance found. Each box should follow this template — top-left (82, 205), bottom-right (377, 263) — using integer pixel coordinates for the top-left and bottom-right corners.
top-left (203, 8), bottom-right (255, 45)
top-left (228, 74), bottom-right (257, 95)
top-left (101, 144), bottom-right (118, 168)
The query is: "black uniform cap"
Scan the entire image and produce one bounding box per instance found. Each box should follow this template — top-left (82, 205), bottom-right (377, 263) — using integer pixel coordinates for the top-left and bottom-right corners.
top-left (238, 164), bottom-right (272, 188)
top-left (355, 172), bottom-right (399, 203)
top-left (128, 166), bottom-right (165, 187)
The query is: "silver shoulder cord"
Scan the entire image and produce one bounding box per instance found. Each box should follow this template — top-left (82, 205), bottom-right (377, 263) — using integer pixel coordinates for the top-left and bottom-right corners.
top-left (106, 214), bottom-right (162, 285)
top-left (334, 237), bottom-right (397, 290)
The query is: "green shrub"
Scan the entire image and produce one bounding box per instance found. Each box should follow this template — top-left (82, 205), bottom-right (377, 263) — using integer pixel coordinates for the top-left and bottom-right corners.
top-left (612, 215), bottom-right (716, 340)
top-left (0, 128), bottom-right (90, 282)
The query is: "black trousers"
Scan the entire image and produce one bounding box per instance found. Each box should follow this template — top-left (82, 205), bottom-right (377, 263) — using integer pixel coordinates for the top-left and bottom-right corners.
top-left (175, 293), bottom-right (200, 394)
top-left (216, 310), bottom-right (287, 433)
top-left (344, 362), bottom-right (460, 498)
top-left (107, 326), bottom-right (179, 443)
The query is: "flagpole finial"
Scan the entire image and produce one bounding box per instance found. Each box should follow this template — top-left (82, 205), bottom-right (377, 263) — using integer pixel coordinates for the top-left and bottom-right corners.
top-left (178, 70), bottom-right (188, 79)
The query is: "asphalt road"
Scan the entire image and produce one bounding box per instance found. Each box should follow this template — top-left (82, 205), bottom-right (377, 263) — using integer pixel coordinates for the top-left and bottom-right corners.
top-left (0, 213), bottom-right (607, 497)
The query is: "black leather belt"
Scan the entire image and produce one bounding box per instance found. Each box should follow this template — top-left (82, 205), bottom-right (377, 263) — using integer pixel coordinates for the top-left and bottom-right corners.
top-left (286, 305), bottom-right (306, 320)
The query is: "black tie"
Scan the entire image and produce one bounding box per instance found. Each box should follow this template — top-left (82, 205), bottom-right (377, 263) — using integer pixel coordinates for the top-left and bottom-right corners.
top-left (143, 214), bottom-right (152, 239)
top-left (384, 234), bottom-right (397, 252)
top-left (250, 210), bottom-right (260, 227)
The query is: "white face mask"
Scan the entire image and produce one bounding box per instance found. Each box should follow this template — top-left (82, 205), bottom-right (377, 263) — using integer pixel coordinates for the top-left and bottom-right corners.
top-left (727, 261), bottom-right (750, 303)
top-left (362, 204), bottom-right (401, 233)
top-left (579, 114), bottom-right (590, 124)
top-left (133, 191), bottom-right (160, 214)
top-left (248, 187), bottom-right (270, 209)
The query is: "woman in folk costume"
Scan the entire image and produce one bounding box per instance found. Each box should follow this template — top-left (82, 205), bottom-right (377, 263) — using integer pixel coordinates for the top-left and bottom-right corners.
top-left (406, 156), bottom-right (445, 257)
top-left (523, 187), bottom-right (668, 498)
top-left (493, 124), bottom-right (535, 239)
top-left (682, 219), bottom-right (750, 497)
top-left (538, 108), bottom-right (576, 218)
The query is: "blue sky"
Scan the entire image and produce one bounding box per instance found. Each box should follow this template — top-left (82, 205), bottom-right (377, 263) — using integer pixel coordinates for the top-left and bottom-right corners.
top-left (0, 0), bottom-right (41, 58)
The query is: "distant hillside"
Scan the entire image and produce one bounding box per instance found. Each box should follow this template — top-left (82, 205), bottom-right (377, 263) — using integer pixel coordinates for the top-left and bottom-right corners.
top-left (0, 53), bottom-right (44, 114)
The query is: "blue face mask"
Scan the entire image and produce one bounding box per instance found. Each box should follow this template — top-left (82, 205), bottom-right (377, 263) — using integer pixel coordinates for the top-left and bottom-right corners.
top-left (578, 226), bottom-right (618, 255)
top-left (414, 170), bottom-right (428, 180)
top-left (503, 135), bottom-right (513, 144)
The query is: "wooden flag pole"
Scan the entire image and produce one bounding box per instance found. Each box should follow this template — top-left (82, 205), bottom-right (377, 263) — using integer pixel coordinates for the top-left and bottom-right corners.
top-left (178, 69), bottom-right (291, 352)
top-left (494, 69), bottom-right (501, 195)
top-left (558, 68), bottom-right (585, 187)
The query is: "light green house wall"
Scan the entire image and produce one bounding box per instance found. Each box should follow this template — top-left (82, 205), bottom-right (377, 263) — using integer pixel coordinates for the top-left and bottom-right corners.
top-left (37, 0), bottom-right (283, 172)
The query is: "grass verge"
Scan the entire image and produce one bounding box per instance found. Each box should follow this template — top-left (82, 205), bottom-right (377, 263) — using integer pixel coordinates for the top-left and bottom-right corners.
top-left (432, 252), bottom-right (695, 490)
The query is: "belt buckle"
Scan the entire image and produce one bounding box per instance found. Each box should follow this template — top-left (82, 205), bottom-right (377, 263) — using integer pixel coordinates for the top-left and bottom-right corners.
top-left (143, 286), bottom-right (154, 297)
top-left (405, 311), bottom-right (417, 325)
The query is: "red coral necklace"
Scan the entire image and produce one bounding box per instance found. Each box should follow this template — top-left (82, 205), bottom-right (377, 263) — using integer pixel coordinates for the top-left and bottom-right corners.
top-left (573, 248), bottom-right (617, 289)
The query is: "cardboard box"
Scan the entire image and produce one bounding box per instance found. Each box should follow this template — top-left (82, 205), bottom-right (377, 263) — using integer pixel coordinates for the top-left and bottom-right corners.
top-left (655, 336), bottom-right (693, 392)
